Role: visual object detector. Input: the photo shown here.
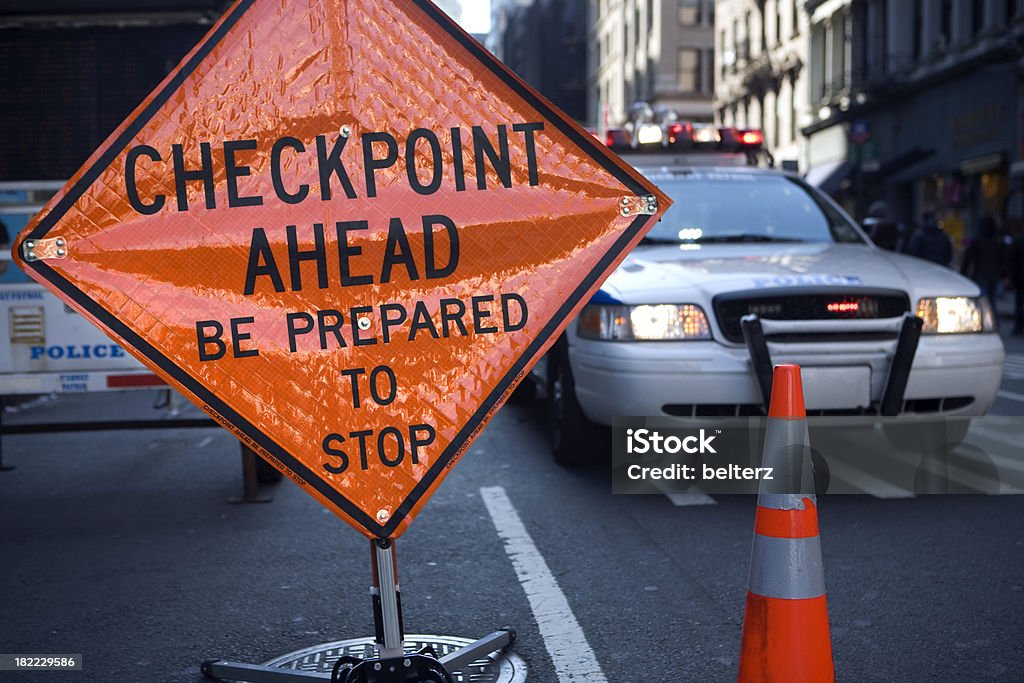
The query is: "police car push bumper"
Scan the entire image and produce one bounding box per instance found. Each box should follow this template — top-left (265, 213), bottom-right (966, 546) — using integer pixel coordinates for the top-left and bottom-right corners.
top-left (567, 326), bottom-right (1003, 423)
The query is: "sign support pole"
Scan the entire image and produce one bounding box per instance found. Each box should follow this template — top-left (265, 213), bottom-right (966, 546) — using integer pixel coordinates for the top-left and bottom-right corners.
top-left (371, 539), bottom-right (405, 659)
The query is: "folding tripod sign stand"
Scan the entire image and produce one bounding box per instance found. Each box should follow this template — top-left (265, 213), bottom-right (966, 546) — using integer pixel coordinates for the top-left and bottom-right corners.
top-left (201, 538), bottom-right (515, 682)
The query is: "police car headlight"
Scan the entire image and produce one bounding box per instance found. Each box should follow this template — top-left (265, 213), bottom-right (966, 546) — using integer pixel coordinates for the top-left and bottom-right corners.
top-left (578, 304), bottom-right (712, 340)
top-left (916, 297), bottom-right (995, 334)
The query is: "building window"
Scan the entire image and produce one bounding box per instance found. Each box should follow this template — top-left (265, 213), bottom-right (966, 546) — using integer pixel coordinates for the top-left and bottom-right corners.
top-left (773, 91), bottom-right (781, 148)
top-left (912, 0), bottom-right (923, 59)
top-left (789, 77), bottom-right (797, 142)
top-left (939, 0), bottom-right (953, 46)
top-left (810, 24), bottom-right (826, 101)
top-left (678, 48), bottom-right (702, 92)
top-left (742, 11), bottom-right (751, 61)
top-left (679, 0), bottom-right (701, 25)
top-left (830, 14), bottom-right (847, 95)
top-left (776, 1), bottom-right (783, 46)
top-left (972, 0), bottom-right (984, 36)
top-left (731, 18), bottom-right (739, 65)
top-left (635, 6), bottom-right (641, 51)
top-left (720, 29), bottom-right (728, 78)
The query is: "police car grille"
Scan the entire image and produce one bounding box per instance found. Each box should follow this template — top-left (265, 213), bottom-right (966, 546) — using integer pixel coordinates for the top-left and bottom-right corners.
top-left (714, 292), bottom-right (910, 343)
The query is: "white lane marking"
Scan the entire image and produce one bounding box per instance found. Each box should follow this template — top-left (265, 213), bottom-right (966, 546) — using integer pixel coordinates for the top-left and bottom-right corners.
top-left (964, 424), bottom-right (1024, 478)
top-left (650, 478), bottom-right (717, 506)
top-left (664, 491), bottom-right (717, 506)
top-left (1002, 354), bottom-right (1024, 380)
top-left (480, 486), bottom-right (608, 683)
top-left (997, 389), bottom-right (1024, 403)
top-left (825, 457), bottom-right (917, 498)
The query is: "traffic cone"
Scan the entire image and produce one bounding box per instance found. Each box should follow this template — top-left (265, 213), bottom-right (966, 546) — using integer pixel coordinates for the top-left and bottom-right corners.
top-left (737, 364), bottom-right (834, 682)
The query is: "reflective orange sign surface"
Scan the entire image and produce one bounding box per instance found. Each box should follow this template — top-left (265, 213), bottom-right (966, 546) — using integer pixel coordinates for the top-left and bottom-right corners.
top-left (13, 0), bottom-right (669, 538)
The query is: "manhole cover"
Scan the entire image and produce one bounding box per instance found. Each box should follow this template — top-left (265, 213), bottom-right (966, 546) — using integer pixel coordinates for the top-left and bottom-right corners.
top-left (263, 634), bottom-right (526, 682)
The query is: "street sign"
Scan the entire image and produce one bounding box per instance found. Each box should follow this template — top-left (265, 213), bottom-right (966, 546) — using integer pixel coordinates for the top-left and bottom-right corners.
top-left (850, 119), bottom-right (872, 145)
top-left (12, 0), bottom-right (669, 539)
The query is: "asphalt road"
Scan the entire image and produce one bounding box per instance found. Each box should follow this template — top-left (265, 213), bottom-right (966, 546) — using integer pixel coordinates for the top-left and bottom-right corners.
top-left (2, 333), bottom-right (1024, 682)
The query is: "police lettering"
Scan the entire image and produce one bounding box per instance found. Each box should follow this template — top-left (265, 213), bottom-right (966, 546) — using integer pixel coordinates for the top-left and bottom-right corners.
top-left (123, 122), bottom-right (544, 214)
top-left (30, 344), bottom-right (126, 361)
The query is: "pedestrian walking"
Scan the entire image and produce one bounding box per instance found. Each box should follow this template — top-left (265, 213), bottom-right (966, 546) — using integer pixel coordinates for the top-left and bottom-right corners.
top-left (904, 208), bottom-right (953, 267)
top-left (1011, 231), bottom-right (1024, 335)
top-left (863, 200), bottom-right (901, 251)
top-left (960, 214), bottom-right (1003, 313)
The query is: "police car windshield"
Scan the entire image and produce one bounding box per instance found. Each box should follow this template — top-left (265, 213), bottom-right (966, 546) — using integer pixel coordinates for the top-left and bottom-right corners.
top-left (641, 172), bottom-right (864, 245)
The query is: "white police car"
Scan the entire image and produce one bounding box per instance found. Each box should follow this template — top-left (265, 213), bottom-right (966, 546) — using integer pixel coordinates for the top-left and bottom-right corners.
top-left (540, 129), bottom-right (1005, 464)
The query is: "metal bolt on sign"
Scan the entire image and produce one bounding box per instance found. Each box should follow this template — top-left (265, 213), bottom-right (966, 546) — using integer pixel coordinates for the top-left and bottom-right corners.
top-left (619, 195), bottom-right (659, 216)
top-left (21, 237), bottom-right (69, 262)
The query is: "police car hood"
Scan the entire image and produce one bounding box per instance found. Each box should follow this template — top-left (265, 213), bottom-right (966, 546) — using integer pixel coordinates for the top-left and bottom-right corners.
top-left (599, 242), bottom-right (980, 303)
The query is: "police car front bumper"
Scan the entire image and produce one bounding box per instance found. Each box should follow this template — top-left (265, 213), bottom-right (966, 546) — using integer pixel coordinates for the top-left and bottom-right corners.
top-left (569, 331), bottom-right (1004, 424)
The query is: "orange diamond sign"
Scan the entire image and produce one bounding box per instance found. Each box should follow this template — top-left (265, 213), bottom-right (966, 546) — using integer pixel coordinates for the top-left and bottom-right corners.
top-left (12, 0), bottom-right (669, 538)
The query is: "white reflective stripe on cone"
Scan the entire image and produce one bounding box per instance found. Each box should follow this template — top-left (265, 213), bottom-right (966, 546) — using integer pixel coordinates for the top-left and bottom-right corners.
top-left (748, 534), bottom-right (827, 600)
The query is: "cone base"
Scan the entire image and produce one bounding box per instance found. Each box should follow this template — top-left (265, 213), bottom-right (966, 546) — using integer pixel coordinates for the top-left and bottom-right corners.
top-left (737, 593), bottom-right (834, 683)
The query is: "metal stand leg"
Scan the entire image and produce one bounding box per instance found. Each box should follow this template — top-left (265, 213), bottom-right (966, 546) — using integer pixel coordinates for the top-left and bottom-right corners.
top-left (202, 538), bottom-right (514, 682)
top-left (0, 407), bottom-right (14, 471)
top-left (227, 445), bottom-right (272, 503)
top-left (439, 629), bottom-right (516, 671)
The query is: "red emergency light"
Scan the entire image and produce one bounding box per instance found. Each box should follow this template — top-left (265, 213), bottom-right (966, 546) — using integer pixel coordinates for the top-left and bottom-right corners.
top-left (827, 301), bottom-right (860, 313)
top-left (739, 130), bottom-right (764, 146)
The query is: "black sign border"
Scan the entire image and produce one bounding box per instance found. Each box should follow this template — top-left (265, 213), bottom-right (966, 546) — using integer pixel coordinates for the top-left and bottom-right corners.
top-left (21, 0), bottom-right (656, 538)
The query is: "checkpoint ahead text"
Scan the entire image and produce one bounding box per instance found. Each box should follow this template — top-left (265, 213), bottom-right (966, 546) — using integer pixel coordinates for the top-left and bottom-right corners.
top-left (120, 122), bottom-right (545, 478)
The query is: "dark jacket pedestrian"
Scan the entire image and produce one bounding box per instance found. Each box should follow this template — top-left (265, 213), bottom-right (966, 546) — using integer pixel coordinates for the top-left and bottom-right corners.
top-left (863, 200), bottom-right (900, 251)
top-left (1011, 233), bottom-right (1024, 334)
top-left (905, 211), bottom-right (953, 267)
top-left (960, 215), bottom-right (1003, 311)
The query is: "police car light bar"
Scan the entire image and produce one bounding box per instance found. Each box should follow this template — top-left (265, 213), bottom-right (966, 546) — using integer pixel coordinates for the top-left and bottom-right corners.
top-left (604, 124), bottom-right (765, 154)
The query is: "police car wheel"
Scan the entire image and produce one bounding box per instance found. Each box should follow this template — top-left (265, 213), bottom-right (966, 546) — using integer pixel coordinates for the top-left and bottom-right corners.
top-left (548, 347), bottom-right (591, 466)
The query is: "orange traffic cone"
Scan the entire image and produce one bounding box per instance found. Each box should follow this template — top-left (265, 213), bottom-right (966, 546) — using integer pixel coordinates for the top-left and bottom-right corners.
top-left (737, 364), bottom-right (834, 683)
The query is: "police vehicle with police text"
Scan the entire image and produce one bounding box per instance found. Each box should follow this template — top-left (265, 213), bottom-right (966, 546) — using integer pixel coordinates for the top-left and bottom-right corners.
top-left (539, 123), bottom-right (1005, 464)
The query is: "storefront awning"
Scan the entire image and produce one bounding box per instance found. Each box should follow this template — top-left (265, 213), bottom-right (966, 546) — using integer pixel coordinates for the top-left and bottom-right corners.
top-left (804, 160), bottom-right (854, 194)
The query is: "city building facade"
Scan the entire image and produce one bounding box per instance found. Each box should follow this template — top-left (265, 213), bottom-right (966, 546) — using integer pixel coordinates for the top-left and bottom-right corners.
top-left (487, 0), bottom-right (533, 61)
top-left (588, 0), bottom-right (716, 131)
top-left (714, 0), bottom-right (810, 171)
top-left (492, 0), bottom-right (588, 123)
top-left (803, 0), bottom-right (1024, 245)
